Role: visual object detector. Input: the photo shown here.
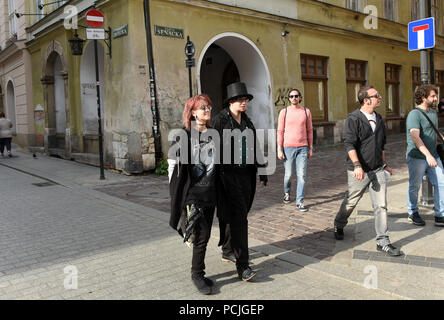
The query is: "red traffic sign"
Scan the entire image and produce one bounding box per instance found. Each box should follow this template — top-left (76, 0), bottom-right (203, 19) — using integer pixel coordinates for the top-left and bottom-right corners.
top-left (85, 9), bottom-right (104, 28)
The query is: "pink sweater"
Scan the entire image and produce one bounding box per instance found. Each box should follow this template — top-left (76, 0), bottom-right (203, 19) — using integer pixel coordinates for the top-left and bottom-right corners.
top-left (277, 106), bottom-right (313, 148)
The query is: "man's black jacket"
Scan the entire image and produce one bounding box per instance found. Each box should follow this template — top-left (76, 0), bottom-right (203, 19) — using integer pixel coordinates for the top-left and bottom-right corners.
top-left (343, 109), bottom-right (386, 172)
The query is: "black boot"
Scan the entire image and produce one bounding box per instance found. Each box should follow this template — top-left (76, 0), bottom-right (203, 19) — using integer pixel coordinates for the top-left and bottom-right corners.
top-left (191, 275), bottom-right (212, 295)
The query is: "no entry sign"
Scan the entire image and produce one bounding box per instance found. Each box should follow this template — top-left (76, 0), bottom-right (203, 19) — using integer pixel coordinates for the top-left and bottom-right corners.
top-left (85, 9), bottom-right (104, 28)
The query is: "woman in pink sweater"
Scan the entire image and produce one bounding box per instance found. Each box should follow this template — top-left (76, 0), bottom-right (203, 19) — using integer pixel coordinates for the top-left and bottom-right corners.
top-left (277, 89), bottom-right (313, 211)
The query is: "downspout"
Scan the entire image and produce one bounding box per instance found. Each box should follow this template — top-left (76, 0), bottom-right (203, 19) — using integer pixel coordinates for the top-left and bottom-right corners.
top-left (428, 0), bottom-right (435, 84)
top-left (143, 0), bottom-right (162, 160)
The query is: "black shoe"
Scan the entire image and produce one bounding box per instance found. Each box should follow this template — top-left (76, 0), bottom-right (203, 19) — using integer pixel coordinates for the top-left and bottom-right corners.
top-left (334, 226), bottom-right (344, 240)
top-left (203, 277), bottom-right (214, 287)
top-left (7, 153), bottom-right (11, 158)
top-left (408, 212), bottom-right (425, 226)
top-left (191, 276), bottom-right (212, 295)
top-left (435, 216), bottom-right (444, 227)
top-left (296, 204), bottom-right (308, 212)
top-left (221, 254), bottom-right (236, 263)
top-left (238, 267), bottom-right (256, 281)
top-left (376, 244), bottom-right (403, 257)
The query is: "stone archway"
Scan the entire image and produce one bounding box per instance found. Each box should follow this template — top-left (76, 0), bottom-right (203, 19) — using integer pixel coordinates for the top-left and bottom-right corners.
top-left (198, 33), bottom-right (274, 132)
top-left (41, 41), bottom-right (70, 157)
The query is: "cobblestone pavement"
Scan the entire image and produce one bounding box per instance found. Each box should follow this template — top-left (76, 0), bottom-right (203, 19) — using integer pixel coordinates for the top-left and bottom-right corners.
top-left (95, 132), bottom-right (409, 261)
top-left (0, 155), bottom-right (396, 300)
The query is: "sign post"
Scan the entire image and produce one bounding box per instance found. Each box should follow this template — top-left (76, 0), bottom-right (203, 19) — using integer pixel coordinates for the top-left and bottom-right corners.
top-left (86, 8), bottom-right (106, 180)
top-left (409, 4), bottom-right (435, 206)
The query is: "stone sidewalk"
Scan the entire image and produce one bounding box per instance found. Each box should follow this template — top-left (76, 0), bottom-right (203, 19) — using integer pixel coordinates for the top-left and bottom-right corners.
top-left (1, 136), bottom-right (444, 300)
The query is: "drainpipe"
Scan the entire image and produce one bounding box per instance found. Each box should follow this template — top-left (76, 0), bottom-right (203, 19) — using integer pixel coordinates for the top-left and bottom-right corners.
top-left (428, 0), bottom-right (435, 85)
top-left (143, 0), bottom-right (162, 160)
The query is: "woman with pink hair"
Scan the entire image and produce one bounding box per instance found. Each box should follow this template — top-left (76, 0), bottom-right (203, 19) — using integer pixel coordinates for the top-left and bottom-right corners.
top-left (168, 94), bottom-right (218, 295)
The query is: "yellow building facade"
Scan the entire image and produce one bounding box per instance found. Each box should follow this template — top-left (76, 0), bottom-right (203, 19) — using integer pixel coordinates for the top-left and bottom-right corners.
top-left (25, 0), bottom-right (444, 173)
top-left (26, 0), bottom-right (156, 173)
top-left (150, 0), bottom-right (444, 151)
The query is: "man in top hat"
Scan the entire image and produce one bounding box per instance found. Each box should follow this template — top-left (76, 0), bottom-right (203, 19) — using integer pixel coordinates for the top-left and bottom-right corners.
top-left (211, 82), bottom-right (268, 282)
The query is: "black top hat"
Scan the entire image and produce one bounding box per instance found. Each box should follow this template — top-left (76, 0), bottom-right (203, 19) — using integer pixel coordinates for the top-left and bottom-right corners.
top-left (224, 82), bottom-right (254, 105)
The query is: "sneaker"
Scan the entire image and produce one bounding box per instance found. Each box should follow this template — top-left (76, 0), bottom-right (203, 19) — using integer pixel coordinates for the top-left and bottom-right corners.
top-left (435, 216), bottom-right (444, 227)
top-left (238, 267), bottom-right (256, 282)
top-left (191, 276), bottom-right (212, 295)
top-left (408, 212), bottom-right (425, 226)
top-left (221, 254), bottom-right (236, 263)
top-left (296, 204), bottom-right (308, 212)
top-left (334, 226), bottom-right (344, 240)
top-left (283, 193), bottom-right (290, 204)
top-left (376, 244), bottom-right (403, 257)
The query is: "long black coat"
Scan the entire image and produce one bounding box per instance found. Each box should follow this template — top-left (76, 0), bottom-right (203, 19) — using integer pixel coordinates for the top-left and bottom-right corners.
top-left (211, 108), bottom-right (267, 245)
top-left (168, 128), bottom-right (219, 236)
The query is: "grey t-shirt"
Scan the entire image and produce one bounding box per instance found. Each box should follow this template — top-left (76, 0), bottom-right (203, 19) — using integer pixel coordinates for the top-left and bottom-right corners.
top-left (406, 108), bottom-right (439, 160)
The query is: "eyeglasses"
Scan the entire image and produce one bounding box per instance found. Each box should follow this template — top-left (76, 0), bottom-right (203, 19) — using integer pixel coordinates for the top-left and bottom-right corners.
top-left (234, 98), bottom-right (249, 103)
top-left (289, 95), bottom-right (301, 99)
top-left (368, 93), bottom-right (381, 99)
top-left (199, 105), bottom-right (212, 111)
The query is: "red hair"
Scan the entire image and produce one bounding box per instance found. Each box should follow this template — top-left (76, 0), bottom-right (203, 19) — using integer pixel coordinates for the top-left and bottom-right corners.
top-left (182, 94), bottom-right (213, 130)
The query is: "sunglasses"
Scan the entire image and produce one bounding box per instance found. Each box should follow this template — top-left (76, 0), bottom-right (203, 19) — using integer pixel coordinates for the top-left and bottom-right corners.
top-left (289, 95), bottom-right (301, 99)
top-left (368, 93), bottom-right (381, 99)
top-left (199, 105), bottom-right (212, 111)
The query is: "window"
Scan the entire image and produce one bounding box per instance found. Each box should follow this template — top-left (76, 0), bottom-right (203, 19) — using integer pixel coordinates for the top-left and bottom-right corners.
top-left (300, 54), bottom-right (329, 121)
top-left (411, 0), bottom-right (420, 20)
top-left (431, 0), bottom-right (440, 35)
top-left (412, 67), bottom-right (421, 106)
top-left (384, 0), bottom-right (397, 21)
top-left (8, 0), bottom-right (17, 37)
top-left (385, 64), bottom-right (401, 116)
top-left (346, 59), bottom-right (367, 113)
top-left (346, 0), bottom-right (360, 12)
top-left (436, 70), bottom-right (444, 101)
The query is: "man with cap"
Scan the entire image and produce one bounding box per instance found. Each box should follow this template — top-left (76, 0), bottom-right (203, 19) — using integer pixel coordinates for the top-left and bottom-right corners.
top-left (211, 82), bottom-right (268, 281)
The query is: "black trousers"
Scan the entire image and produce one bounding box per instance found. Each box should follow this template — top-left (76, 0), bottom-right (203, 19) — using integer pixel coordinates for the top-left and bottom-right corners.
top-left (222, 168), bottom-right (253, 271)
top-left (0, 138), bottom-right (11, 154)
top-left (191, 205), bottom-right (215, 278)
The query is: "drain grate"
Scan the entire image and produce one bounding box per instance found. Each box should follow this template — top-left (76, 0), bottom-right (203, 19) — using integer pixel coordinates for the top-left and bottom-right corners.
top-left (32, 181), bottom-right (57, 187)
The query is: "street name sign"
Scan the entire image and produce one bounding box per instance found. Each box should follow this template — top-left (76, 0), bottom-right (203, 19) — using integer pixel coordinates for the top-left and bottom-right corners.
top-left (408, 17), bottom-right (435, 51)
top-left (86, 28), bottom-right (105, 40)
top-left (86, 9), bottom-right (105, 28)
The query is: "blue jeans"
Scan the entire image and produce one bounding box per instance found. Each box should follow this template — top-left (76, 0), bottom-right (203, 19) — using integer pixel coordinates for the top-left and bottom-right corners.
top-left (283, 147), bottom-right (308, 205)
top-left (407, 156), bottom-right (444, 217)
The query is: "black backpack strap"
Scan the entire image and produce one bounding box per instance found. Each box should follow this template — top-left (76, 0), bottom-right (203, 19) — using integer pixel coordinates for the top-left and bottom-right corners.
top-left (415, 108), bottom-right (444, 144)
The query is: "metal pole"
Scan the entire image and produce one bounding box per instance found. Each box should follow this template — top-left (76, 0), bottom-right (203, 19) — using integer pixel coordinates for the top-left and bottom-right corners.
top-left (94, 39), bottom-right (105, 180)
top-left (419, 0), bottom-right (433, 205)
top-left (188, 66), bottom-right (192, 98)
